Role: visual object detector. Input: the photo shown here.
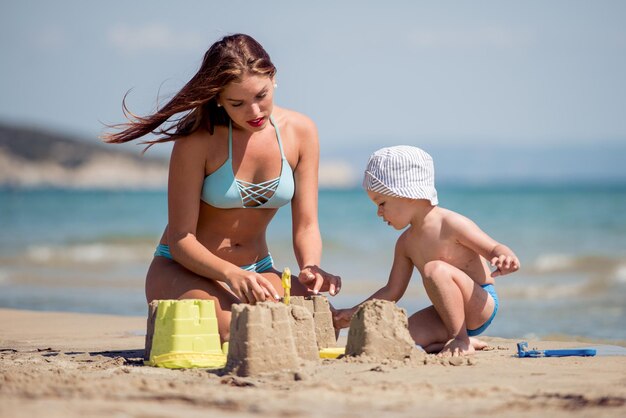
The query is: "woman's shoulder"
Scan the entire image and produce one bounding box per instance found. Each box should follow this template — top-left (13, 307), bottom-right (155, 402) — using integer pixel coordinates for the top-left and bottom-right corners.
top-left (273, 106), bottom-right (317, 136)
top-left (172, 126), bottom-right (223, 153)
top-left (169, 126), bottom-right (228, 171)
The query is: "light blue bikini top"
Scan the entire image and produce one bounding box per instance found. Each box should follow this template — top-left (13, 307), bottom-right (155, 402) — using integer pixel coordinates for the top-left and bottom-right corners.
top-left (201, 115), bottom-right (295, 209)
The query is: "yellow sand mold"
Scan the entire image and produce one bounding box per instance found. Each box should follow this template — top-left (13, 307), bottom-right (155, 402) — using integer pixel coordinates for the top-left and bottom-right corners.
top-left (146, 299), bottom-right (226, 369)
top-left (319, 347), bottom-right (345, 359)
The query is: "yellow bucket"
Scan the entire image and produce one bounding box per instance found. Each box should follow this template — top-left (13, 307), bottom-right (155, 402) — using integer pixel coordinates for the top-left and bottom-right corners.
top-left (145, 299), bottom-right (226, 369)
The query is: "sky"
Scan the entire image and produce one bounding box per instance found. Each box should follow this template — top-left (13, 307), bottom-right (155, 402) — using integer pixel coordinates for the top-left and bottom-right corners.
top-left (2, 0), bottom-right (626, 183)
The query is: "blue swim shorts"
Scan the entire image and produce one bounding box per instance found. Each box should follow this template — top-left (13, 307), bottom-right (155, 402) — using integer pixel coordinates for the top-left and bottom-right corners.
top-left (467, 284), bottom-right (499, 337)
top-left (154, 243), bottom-right (274, 273)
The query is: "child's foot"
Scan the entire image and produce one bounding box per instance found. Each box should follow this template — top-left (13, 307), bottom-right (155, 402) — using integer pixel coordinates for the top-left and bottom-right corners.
top-left (438, 337), bottom-right (475, 357)
top-left (470, 337), bottom-right (489, 351)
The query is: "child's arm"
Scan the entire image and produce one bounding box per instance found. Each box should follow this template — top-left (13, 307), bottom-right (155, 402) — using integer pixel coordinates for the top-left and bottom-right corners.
top-left (332, 235), bottom-right (414, 329)
top-left (447, 213), bottom-right (520, 277)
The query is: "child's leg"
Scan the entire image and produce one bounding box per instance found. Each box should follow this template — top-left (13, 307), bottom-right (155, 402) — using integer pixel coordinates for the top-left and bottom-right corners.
top-left (408, 305), bottom-right (449, 353)
top-left (408, 306), bottom-right (488, 353)
top-left (409, 260), bottom-right (495, 356)
top-left (407, 306), bottom-right (488, 353)
top-left (420, 337), bottom-right (489, 353)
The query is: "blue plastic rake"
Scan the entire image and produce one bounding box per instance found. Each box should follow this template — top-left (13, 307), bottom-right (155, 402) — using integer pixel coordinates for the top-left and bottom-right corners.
top-left (517, 341), bottom-right (596, 358)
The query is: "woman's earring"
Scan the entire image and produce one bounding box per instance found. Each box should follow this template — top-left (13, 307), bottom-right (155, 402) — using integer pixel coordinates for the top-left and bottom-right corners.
top-left (273, 83), bottom-right (278, 89)
top-left (216, 103), bottom-right (222, 107)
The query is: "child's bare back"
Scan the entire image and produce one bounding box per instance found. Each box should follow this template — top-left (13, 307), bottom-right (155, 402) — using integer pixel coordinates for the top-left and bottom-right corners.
top-left (403, 207), bottom-right (495, 287)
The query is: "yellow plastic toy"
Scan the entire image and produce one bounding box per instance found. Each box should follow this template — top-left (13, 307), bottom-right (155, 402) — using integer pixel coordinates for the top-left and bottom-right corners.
top-left (281, 267), bottom-right (291, 305)
top-left (319, 347), bottom-right (345, 359)
top-left (145, 299), bottom-right (227, 369)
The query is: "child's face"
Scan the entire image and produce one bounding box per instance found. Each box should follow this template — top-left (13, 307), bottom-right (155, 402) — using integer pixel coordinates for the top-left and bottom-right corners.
top-left (367, 190), bottom-right (416, 230)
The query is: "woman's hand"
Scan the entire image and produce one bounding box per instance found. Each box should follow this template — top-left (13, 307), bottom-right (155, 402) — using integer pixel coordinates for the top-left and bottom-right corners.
top-left (298, 265), bottom-right (342, 296)
top-left (227, 269), bottom-right (280, 304)
top-left (332, 307), bottom-right (357, 330)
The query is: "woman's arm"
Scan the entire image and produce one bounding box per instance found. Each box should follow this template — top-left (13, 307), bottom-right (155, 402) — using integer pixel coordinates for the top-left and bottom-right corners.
top-left (165, 132), bottom-right (279, 302)
top-left (289, 113), bottom-right (341, 295)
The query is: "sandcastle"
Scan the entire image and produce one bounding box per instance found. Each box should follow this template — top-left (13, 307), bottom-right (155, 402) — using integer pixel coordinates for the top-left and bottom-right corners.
top-left (226, 295), bottom-right (337, 376)
top-left (345, 299), bottom-right (418, 361)
top-left (226, 302), bottom-right (311, 375)
top-left (290, 295), bottom-right (336, 349)
top-left (145, 295), bottom-right (337, 374)
top-left (145, 297), bottom-right (426, 374)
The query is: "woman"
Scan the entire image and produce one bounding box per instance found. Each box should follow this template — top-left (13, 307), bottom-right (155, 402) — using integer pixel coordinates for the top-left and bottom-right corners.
top-left (104, 34), bottom-right (341, 341)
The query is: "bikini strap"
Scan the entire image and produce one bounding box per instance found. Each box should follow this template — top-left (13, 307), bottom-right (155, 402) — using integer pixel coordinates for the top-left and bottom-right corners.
top-left (270, 115), bottom-right (286, 159)
top-left (230, 116), bottom-right (283, 159)
top-left (228, 118), bottom-right (233, 159)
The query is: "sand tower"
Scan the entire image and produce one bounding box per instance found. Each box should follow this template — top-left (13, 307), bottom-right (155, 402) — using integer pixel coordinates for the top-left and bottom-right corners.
top-left (345, 299), bottom-right (416, 360)
top-left (290, 295), bottom-right (336, 349)
top-left (226, 301), bottom-right (320, 376)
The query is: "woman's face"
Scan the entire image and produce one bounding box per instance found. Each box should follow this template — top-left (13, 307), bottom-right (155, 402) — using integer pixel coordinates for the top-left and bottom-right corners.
top-left (218, 73), bottom-right (275, 131)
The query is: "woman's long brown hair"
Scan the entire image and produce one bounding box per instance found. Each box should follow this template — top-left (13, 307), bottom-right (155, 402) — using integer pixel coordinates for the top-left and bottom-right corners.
top-left (102, 34), bottom-right (276, 151)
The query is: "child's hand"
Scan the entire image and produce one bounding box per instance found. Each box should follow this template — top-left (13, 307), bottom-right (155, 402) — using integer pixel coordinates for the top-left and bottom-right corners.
top-left (490, 253), bottom-right (521, 277)
top-left (332, 307), bottom-right (357, 330)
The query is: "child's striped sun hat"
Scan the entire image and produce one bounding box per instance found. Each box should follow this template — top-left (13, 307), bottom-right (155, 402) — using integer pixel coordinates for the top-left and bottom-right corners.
top-left (363, 145), bottom-right (438, 205)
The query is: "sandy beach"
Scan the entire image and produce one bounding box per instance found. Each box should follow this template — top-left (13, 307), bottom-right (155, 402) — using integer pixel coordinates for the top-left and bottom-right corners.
top-left (1, 308), bottom-right (625, 418)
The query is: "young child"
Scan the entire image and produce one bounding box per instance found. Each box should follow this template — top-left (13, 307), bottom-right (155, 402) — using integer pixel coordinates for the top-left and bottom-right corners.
top-left (333, 146), bottom-right (520, 356)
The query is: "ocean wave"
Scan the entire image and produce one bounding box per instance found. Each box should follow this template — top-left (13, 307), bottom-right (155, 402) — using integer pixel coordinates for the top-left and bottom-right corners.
top-left (23, 242), bottom-right (154, 265)
top-left (532, 254), bottom-right (577, 272)
top-left (528, 253), bottom-right (626, 281)
top-left (498, 283), bottom-right (589, 300)
top-left (498, 270), bottom-right (626, 299)
top-left (615, 265), bottom-right (626, 283)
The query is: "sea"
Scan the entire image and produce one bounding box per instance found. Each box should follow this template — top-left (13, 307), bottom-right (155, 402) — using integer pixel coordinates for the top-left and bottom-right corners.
top-left (1, 185), bottom-right (625, 343)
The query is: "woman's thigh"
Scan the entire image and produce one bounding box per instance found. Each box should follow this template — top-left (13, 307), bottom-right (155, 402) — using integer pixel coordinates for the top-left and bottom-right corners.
top-left (145, 256), bottom-right (241, 341)
top-left (146, 259), bottom-right (313, 340)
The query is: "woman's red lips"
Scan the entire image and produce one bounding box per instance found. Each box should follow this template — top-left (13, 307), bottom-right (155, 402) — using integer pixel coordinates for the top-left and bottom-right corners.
top-left (247, 117), bottom-right (265, 127)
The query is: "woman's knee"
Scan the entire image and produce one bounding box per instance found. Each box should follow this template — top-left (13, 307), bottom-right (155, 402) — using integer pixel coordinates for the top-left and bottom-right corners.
top-left (145, 257), bottom-right (238, 341)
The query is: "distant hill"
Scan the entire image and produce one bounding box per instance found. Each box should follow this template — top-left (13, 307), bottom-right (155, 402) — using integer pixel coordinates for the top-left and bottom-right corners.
top-left (0, 122), bottom-right (169, 189)
top-left (0, 121), bottom-right (362, 190)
